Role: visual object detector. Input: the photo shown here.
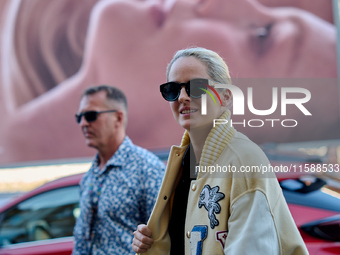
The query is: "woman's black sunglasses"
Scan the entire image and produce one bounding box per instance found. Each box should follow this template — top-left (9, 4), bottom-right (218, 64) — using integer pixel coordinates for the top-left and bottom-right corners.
top-left (75, 110), bottom-right (117, 124)
top-left (160, 78), bottom-right (209, 101)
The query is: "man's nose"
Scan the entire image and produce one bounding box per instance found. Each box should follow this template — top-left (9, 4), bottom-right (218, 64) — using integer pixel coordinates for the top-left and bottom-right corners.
top-left (79, 115), bottom-right (89, 126)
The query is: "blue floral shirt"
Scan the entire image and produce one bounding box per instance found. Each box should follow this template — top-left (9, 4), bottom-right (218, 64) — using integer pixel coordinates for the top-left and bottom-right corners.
top-left (72, 136), bottom-right (165, 255)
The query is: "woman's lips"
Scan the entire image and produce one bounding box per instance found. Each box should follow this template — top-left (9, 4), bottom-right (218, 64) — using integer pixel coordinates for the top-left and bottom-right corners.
top-left (150, 3), bottom-right (166, 27)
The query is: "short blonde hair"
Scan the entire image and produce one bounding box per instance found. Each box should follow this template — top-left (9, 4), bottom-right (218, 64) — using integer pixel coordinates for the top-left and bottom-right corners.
top-left (166, 47), bottom-right (232, 85)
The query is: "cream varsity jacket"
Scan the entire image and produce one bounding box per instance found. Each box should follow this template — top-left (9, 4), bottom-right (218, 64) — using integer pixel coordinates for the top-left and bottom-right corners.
top-left (143, 111), bottom-right (308, 255)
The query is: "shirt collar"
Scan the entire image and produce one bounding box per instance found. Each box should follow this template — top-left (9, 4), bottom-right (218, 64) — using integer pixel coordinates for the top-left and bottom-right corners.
top-left (92, 136), bottom-right (133, 174)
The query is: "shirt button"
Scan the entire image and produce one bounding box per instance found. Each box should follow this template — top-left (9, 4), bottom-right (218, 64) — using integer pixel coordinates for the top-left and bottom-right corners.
top-left (186, 231), bottom-right (191, 238)
top-left (191, 184), bottom-right (197, 191)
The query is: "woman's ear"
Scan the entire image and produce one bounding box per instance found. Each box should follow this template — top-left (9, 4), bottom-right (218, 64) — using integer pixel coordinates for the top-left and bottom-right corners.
top-left (221, 89), bottom-right (232, 108)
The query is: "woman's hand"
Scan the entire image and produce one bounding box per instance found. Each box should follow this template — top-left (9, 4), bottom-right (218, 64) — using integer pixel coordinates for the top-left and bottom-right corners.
top-left (132, 224), bottom-right (154, 253)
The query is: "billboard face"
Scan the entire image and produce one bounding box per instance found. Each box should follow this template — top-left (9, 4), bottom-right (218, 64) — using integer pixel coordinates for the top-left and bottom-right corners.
top-left (0, 0), bottom-right (338, 165)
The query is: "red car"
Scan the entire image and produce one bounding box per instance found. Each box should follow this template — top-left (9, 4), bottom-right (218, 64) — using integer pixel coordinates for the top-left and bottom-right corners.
top-left (0, 162), bottom-right (339, 254)
top-left (0, 174), bottom-right (81, 255)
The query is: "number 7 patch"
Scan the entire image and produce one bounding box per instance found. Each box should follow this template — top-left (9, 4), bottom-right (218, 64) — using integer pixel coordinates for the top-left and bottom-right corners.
top-left (190, 225), bottom-right (208, 255)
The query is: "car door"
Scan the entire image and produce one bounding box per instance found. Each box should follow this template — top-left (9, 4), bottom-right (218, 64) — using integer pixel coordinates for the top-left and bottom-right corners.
top-left (0, 185), bottom-right (80, 255)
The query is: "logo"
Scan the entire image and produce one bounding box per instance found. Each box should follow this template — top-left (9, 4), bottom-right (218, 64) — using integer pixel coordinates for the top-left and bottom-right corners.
top-left (200, 84), bottom-right (223, 115)
top-left (201, 83), bottom-right (312, 128)
top-left (201, 83), bottom-right (311, 116)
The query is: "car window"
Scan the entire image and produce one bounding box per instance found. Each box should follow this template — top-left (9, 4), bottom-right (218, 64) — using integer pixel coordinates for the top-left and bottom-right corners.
top-left (280, 177), bottom-right (340, 212)
top-left (0, 185), bottom-right (79, 247)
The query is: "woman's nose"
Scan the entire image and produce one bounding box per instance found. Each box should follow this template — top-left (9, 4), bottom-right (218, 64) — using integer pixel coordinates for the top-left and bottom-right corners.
top-left (178, 86), bottom-right (190, 102)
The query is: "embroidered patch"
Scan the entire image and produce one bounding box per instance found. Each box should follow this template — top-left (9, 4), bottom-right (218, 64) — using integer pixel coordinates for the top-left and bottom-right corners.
top-left (215, 230), bottom-right (228, 249)
top-left (190, 225), bottom-right (208, 255)
top-left (198, 184), bottom-right (225, 229)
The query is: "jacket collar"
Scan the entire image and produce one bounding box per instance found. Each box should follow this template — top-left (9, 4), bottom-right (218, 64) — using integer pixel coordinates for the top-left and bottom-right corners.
top-left (179, 110), bottom-right (235, 179)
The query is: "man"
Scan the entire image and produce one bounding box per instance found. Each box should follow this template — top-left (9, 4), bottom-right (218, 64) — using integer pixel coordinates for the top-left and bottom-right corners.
top-left (72, 85), bottom-right (165, 255)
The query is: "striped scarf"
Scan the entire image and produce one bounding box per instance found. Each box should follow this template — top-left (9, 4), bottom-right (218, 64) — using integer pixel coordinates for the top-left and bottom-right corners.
top-left (180, 110), bottom-right (235, 179)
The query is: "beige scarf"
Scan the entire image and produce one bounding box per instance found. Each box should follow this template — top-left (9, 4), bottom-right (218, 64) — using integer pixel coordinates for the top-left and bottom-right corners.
top-left (180, 110), bottom-right (236, 179)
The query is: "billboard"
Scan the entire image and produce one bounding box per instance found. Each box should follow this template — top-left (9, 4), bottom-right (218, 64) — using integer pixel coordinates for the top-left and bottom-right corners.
top-left (0, 0), bottom-right (338, 166)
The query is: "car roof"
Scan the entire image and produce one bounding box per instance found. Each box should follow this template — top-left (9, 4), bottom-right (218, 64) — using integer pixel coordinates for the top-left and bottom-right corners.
top-left (0, 173), bottom-right (84, 212)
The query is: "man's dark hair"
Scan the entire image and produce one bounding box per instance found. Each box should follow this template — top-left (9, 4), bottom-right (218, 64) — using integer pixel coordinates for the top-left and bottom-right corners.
top-left (82, 85), bottom-right (128, 111)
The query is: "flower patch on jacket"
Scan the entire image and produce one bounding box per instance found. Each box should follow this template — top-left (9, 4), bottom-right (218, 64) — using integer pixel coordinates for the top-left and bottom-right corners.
top-left (198, 184), bottom-right (225, 229)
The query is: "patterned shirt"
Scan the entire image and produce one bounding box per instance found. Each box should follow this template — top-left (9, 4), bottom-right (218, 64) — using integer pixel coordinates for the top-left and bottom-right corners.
top-left (72, 136), bottom-right (165, 255)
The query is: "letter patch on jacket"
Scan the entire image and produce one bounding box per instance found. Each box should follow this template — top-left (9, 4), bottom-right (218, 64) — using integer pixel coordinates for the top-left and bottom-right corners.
top-left (215, 230), bottom-right (228, 249)
top-left (198, 184), bottom-right (225, 229)
top-left (190, 225), bottom-right (207, 255)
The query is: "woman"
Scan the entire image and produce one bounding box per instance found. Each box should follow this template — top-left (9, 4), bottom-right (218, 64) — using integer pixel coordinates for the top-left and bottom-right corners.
top-left (0, 0), bottom-right (337, 164)
top-left (132, 47), bottom-right (308, 254)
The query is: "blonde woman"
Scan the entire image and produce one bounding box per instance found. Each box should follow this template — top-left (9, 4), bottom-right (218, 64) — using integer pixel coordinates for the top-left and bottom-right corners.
top-left (132, 47), bottom-right (308, 254)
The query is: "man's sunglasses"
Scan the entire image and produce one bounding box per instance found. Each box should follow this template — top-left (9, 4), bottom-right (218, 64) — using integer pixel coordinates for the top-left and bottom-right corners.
top-left (75, 110), bottom-right (117, 124)
top-left (160, 78), bottom-right (210, 101)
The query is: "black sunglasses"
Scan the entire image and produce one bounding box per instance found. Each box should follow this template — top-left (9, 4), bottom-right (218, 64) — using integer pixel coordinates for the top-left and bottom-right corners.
top-left (75, 110), bottom-right (117, 124)
top-left (160, 78), bottom-right (209, 101)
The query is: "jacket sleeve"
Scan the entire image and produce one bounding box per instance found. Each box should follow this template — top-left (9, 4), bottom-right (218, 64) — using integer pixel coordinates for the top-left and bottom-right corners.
top-left (224, 190), bottom-right (279, 255)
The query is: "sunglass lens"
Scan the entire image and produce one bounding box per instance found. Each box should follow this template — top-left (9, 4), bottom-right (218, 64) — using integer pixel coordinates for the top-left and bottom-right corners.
top-left (161, 83), bottom-right (180, 101)
top-left (75, 115), bottom-right (81, 124)
top-left (84, 111), bottom-right (98, 122)
top-left (190, 79), bottom-right (207, 98)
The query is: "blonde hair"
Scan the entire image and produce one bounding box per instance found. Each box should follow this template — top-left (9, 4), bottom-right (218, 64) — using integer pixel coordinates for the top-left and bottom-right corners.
top-left (166, 47), bottom-right (232, 85)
